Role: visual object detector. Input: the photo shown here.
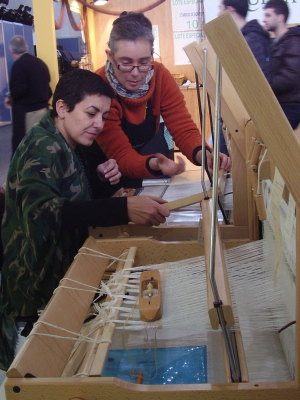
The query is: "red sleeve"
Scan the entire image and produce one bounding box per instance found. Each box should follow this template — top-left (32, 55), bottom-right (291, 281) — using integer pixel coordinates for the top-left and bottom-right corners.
top-left (153, 63), bottom-right (204, 162)
top-left (95, 64), bottom-right (206, 178)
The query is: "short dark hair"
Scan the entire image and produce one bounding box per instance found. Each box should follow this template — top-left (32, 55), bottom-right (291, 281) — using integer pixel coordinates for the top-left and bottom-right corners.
top-left (264, 0), bottom-right (289, 22)
top-left (52, 69), bottom-right (114, 116)
top-left (108, 12), bottom-right (154, 53)
top-left (223, 0), bottom-right (248, 18)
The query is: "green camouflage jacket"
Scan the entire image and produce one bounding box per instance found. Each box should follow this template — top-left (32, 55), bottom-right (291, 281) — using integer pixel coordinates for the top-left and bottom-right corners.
top-left (1, 110), bottom-right (91, 319)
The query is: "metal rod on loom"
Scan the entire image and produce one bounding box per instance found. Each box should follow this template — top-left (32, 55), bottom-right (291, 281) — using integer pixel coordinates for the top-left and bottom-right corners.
top-left (201, 46), bottom-right (208, 198)
top-left (197, 47), bottom-right (229, 224)
top-left (210, 57), bottom-right (241, 383)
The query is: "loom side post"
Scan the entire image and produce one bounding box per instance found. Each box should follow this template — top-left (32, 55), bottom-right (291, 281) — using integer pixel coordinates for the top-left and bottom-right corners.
top-left (203, 195), bottom-right (245, 383)
top-left (201, 198), bottom-right (234, 329)
top-left (202, 192), bottom-right (246, 384)
top-left (200, 56), bottom-right (234, 328)
top-left (204, 56), bottom-right (241, 383)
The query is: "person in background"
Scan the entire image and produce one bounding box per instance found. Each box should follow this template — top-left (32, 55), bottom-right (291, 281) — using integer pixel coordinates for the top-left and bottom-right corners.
top-left (263, 0), bottom-right (300, 130)
top-left (0, 69), bottom-right (170, 371)
top-left (218, 0), bottom-right (271, 81)
top-left (89, 12), bottom-right (231, 188)
top-left (217, 0), bottom-right (271, 155)
top-left (4, 35), bottom-right (52, 156)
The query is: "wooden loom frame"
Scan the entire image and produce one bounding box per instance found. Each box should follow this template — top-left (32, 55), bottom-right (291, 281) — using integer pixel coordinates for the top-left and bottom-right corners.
top-left (88, 27), bottom-right (256, 245)
top-left (184, 32), bottom-right (263, 242)
top-left (4, 13), bottom-right (300, 399)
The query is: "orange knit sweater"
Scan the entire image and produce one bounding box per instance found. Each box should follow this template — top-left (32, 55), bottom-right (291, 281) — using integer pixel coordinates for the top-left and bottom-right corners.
top-left (95, 61), bottom-right (203, 178)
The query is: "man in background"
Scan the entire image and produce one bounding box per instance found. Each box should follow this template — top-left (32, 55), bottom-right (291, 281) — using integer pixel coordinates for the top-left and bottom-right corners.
top-left (218, 0), bottom-right (271, 81)
top-left (5, 36), bottom-right (52, 155)
top-left (263, 0), bottom-right (300, 130)
top-left (217, 0), bottom-right (271, 156)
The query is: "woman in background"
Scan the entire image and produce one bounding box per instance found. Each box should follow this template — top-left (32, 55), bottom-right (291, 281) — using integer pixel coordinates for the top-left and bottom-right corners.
top-left (91, 12), bottom-right (231, 187)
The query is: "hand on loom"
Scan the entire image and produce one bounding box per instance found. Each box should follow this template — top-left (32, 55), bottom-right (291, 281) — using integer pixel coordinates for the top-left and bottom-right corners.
top-left (127, 196), bottom-right (170, 226)
top-left (96, 159), bottom-right (121, 185)
top-left (218, 152), bottom-right (232, 171)
top-left (196, 149), bottom-right (232, 173)
top-left (149, 153), bottom-right (186, 177)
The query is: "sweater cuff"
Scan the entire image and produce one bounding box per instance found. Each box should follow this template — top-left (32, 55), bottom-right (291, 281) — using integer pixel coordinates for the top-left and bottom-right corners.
top-left (192, 145), bottom-right (212, 166)
top-left (61, 198), bottom-right (128, 229)
top-left (146, 156), bottom-right (163, 176)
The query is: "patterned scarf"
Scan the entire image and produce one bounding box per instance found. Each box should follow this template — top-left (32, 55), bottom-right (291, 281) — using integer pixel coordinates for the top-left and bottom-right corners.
top-left (105, 60), bottom-right (154, 99)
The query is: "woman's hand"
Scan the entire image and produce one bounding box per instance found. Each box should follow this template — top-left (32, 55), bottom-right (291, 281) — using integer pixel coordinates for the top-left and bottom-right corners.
top-left (127, 196), bottom-right (170, 226)
top-left (196, 149), bottom-right (232, 173)
top-left (206, 151), bottom-right (232, 173)
top-left (96, 159), bottom-right (121, 185)
top-left (149, 153), bottom-right (185, 177)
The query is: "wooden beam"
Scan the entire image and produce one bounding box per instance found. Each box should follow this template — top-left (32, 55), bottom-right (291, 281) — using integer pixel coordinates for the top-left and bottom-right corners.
top-left (32, 0), bottom-right (59, 93)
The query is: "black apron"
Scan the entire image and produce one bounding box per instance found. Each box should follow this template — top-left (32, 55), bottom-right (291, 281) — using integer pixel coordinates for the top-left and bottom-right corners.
top-left (120, 99), bottom-right (169, 188)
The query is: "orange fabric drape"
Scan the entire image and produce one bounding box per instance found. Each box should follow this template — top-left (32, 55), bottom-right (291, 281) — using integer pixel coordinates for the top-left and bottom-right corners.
top-left (55, 0), bottom-right (86, 31)
top-left (54, 0), bottom-right (166, 31)
top-left (75, 0), bottom-right (166, 15)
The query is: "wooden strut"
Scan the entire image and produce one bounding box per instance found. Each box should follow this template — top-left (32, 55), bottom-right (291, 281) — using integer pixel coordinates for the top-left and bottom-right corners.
top-left (165, 170), bottom-right (226, 211)
top-left (112, 186), bottom-right (214, 211)
top-left (165, 191), bottom-right (209, 210)
top-left (245, 121), bottom-right (267, 221)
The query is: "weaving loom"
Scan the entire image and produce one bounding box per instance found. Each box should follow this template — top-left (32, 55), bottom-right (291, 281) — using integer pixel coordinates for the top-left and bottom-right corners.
top-left (4, 13), bottom-right (300, 399)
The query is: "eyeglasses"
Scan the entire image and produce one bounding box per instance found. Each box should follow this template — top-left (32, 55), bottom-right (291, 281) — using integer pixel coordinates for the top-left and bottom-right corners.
top-left (111, 54), bottom-right (154, 72)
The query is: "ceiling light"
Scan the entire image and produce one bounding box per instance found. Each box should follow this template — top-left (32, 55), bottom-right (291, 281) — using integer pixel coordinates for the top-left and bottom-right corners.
top-left (70, 0), bottom-right (81, 13)
top-left (94, 0), bottom-right (108, 5)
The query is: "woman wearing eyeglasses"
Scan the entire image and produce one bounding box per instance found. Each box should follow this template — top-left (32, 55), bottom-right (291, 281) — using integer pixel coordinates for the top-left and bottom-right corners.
top-left (93, 12), bottom-right (231, 187)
